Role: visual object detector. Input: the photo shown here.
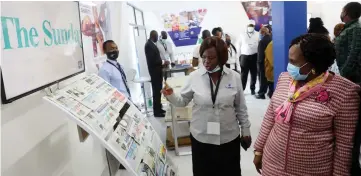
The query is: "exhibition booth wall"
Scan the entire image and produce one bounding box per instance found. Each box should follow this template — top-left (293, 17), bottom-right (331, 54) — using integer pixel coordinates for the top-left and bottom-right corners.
top-left (1, 2), bottom-right (134, 176)
top-left (130, 1), bottom-right (252, 61)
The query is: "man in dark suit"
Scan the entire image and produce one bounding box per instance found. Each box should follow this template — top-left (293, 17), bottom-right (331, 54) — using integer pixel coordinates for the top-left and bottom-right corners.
top-left (145, 30), bottom-right (169, 117)
top-left (256, 26), bottom-right (272, 99)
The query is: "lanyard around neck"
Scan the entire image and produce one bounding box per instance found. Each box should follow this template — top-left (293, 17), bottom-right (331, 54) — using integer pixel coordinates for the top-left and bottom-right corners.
top-left (160, 40), bottom-right (167, 51)
top-left (228, 47), bottom-right (233, 57)
top-left (208, 70), bottom-right (223, 108)
top-left (247, 32), bottom-right (254, 38)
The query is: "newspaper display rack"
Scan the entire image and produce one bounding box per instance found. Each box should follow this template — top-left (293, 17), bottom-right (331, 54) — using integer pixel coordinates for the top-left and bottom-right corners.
top-left (43, 74), bottom-right (178, 176)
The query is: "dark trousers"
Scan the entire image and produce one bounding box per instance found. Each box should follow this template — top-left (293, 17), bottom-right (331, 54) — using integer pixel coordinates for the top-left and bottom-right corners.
top-left (150, 69), bottom-right (163, 113)
top-left (257, 62), bottom-right (268, 95)
top-left (191, 134), bottom-right (241, 176)
top-left (240, 54), bottom-right (258, 91)
top-left (267, 81), bottom-right (274, 98)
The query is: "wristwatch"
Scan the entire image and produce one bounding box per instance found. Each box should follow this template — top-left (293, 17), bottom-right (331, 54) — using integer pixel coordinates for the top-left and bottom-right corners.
top-left (254, 150), bottom-right (263, 156)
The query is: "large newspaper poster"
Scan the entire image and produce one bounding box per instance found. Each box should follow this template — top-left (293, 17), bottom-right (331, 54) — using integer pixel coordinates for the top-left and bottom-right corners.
top-left (44, 74), bottom-right (178, 176)
top-left (79, 2), bottom-right (112, 69)
top-left (241, 1), bottom-right (272, 31)
top-left (161, 9), bottom-right (207, 47)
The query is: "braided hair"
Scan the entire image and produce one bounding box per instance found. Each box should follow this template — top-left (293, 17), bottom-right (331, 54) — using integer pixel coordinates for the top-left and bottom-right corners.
top-left (308, 18), bottom-right (329, 35)
top-left (289, 33), bottom-right (335, 74)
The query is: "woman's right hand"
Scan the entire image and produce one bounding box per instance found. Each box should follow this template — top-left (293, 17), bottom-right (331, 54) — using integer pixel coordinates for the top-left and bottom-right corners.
top-left (161, 82), bottom-right (173, 96)
top-left (253, 155), bottom-right (263, 174)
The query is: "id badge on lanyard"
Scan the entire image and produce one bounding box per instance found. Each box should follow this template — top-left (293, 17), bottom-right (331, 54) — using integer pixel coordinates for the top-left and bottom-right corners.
top-left (206, 70), bottom-right (223, 135)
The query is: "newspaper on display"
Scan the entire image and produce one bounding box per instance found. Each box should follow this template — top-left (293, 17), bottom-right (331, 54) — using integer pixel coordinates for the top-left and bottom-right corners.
top-left (44, 74), bottom-right (178, 176)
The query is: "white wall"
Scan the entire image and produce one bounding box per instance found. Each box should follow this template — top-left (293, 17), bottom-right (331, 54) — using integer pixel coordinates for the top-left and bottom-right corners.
top-left (129, 1), bottom-right (251, 61)
top-left (307, 1), bottom-right (360, 39)
top-left (1, 2), bottom-right (132, 176)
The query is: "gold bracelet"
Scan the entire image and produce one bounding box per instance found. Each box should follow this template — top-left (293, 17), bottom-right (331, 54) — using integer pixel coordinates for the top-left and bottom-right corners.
top-left (254, 151), bottom-right (263, 156)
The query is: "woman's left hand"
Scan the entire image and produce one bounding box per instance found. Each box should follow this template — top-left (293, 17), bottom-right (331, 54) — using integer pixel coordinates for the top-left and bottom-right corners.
top-left (240, 136), bottom-right (252, 150)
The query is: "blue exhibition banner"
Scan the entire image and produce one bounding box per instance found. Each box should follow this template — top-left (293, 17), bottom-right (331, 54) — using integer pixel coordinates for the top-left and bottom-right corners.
top-left (161, 9), bottom-right (207, 47)
top-left (167, 27), bottom-right (202, 47)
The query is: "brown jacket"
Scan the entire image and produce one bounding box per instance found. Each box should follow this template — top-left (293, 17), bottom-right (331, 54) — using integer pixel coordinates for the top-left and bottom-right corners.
top-left (264, 41), bottom-right (273, 82)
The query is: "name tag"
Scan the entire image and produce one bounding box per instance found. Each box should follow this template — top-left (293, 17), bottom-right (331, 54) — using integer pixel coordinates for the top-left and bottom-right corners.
top-left (207, 122), bottom-right (220, 135)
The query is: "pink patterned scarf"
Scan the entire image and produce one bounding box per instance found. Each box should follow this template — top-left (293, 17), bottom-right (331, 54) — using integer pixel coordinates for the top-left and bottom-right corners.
top-left (275, 72), bottom-right (330, 123)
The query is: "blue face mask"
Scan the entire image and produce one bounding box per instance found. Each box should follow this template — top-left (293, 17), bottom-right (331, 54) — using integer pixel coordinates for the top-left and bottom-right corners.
top-left (259, 34), bottom-right (264, 40)
top-left (287, 63), bottom-right (310, 80)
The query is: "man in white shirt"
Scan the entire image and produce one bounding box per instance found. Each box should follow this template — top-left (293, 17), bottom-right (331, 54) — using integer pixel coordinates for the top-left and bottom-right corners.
top-left (157, 31), bottom-right (175, 78)
top-left (192, 30), bottom-right (211, 69)
top-left (225, 33), bottom-right (241, 73)
top-left (238, 23), bottom-right (259, 95)
top-left (157, 31), bottom-right (175, 65)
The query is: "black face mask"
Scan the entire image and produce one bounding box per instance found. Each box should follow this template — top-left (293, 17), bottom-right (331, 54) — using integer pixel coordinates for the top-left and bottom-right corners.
top-left (226, 40), bottom-right (231, 45)
top-left (106, 50), bottom-right (119, 60)
top-left (340, 12), bottom-right (347, 22)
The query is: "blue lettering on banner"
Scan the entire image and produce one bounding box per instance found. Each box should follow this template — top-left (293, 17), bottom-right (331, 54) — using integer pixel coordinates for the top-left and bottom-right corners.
top-left (1, 16), bottom-right (82, 49)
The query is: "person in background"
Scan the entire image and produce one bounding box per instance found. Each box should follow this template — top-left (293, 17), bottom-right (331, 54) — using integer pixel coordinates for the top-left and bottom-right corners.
top-left (308, 17), bottom-right (330, 39)
top-left (333, 23), bottom-right (345, 42)
top-left (99, 40), bottom-right (131, 98)
top-left (253, 33), bottom-right (360, 176)
top-left (336, 3), bottom-right (361, 175)
top-left (192, 30), bottom-right (211, 69)
top-left (157, 31), bottom-right (175, 78)
top-left (238, 23), bottom-right (259, 95)
top-left (212, 27), bottom-right (224, 39)
top-left (264, 41), bottom-right (274, 98)
top-left (225, 34), bottom-right (241, 73)
top-left (335, 2), bottom-right (361, 86)
top-left (256, 26), bottom-right (272, 99)
top-left (162, 37), bottom-right (251, 176)
top-left (145, 30), bottom-right (170, 117)
top-left (329, 23), bottom-right (345, 74)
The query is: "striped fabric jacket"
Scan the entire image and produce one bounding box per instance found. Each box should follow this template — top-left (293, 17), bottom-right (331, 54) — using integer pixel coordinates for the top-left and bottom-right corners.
top-left (335, 20), bottom-right (361, 85)
top-left (254, 72), bottom-right (360, 176)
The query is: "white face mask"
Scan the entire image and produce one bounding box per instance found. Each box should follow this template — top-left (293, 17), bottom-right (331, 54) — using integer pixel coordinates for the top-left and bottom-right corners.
top-left (262, 8), bottom-right (268, 15)
top-left (247, 27), bottom-right (255, 33)
top-left (207, 65), bottom-right (221, 73)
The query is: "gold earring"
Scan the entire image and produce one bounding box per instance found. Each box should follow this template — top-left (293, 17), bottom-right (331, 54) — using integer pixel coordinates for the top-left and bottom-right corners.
top-left (311, 69), bottom-right (316, 74)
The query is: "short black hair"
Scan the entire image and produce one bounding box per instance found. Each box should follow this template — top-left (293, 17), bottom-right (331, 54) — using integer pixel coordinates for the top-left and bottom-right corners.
top-left (150, 30), bottom-right (158, 38)
top-left (308, 18), bottom-right (329, 35)
top-left (289, 33), bottom-right (335, 74)
top-left (265, 25), bottom-right (272, 33)
top-left (344, 2), bottom-right (361, 20)
top-left (211, 27), bottom-right (223, 36)
top-left (103, 40), bottom-right (115, 52)
top-left (202, 30), bottom-right (211, 39)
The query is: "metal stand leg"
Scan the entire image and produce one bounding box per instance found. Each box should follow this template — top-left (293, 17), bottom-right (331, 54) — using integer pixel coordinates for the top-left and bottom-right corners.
top-left (171, 104), bottom-right (192, 156)
top-left (141, 82), bottom-right (150, 117)
top-left (170, 104), bottom-right (179, 155)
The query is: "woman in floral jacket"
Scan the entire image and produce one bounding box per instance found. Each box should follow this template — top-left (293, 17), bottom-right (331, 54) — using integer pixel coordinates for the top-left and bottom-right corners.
top-left (253, 33), bottom-right (360, 176)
